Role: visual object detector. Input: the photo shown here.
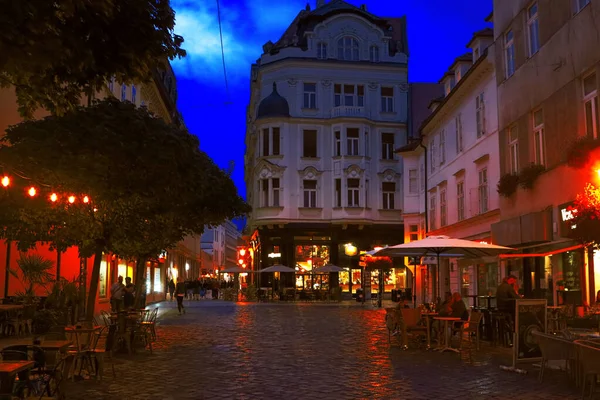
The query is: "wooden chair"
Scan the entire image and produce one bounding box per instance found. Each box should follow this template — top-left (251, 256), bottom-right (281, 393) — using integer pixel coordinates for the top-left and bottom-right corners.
top-left (139, 308), bottom-right (158, 342)
top-left (454, 311), bottom-right (484, 351)
top-left (399, 308), bottom-right (428, 349)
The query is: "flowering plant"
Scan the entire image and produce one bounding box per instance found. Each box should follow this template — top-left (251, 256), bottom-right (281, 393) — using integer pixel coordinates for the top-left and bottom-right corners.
top-left (568, 183), bottom-right (600, 248)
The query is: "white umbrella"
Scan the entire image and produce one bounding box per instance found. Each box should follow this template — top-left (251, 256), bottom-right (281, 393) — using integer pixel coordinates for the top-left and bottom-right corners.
top-left (260, 264), bottom-right (295, 273)
top-left (373, 235), bottom-right (514, 300)
top-left (314, 264), bottom-right (345, 273)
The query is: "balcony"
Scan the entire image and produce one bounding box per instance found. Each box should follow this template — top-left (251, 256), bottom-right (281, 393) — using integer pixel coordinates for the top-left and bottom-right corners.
top-left (331, 106), bottom-right (368, 118)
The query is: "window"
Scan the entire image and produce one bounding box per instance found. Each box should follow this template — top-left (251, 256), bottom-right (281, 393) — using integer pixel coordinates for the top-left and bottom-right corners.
top-left (478, 168), bottom-right (488, 214)
top-left (369, 45), bottom-right (379, 62)
top-left (533, 109), bottom-right (545, 165)
top-left (409, 225), bottom-right (419, 241)
top-left (476, 93), bottom-right (486, 138)
top-left (260, 179), bottom-right (269, 207)
top-left (272, 178), bottom-right (280, 207)
top-left (382, 182), bottom-right (395, 210)
top-left (334, 131), bottom-right (341, 156)
top-left (430, 136), bottom-right (436, 173)
top-left (260, 127), bottom-right (281, 156)
top-left (347, 178), bottom-right (360, 207)
top-left (505, 30), bottom-right (515, 78)
top-left (429, 194), bottom-right (437, 231)
top-left (439, 130), bottom-right (446, 165)
top-left (335, 178), bottom-right (342, 207)
top-left (303, 83), bottom-right (317, 109)
top-left (455, 114), bottom-right (463, 153)
top-left (508, 126), bottom-right (519, 174)
top-left (303, 130), bottom-right (318, 158)
top-left (334, 84), bottom-right (364, 107)
top-left (346, 128), bottom-right (359, 156)
top-left (364, 130), bottom-right (369, 155)
top-left (456, 69), bottom-right (462, 82)
top-left (317, 42), bottom-right (327, 59)
top-left (420, 162), bottom-right (425, 191)
top-left (408, 169), bottom-right (417, 194)
top-left (365, 179), bottom-right (370, 208)
top-left (527, 3), bottom-right (540, 56)
top-left (583, 73), bottom-right (599, 139)
top-left (440, 189), bottom-right (447, 227)
top-left (337, 36), bottom-right (359, 61)
top-left (303, 180), bottom-right (317, 208)
top-left (121, 84), bottom-right (127, 101)
top-left (457, 181), bottom-right (465, 221)
top-left (575, 0), bottom-right (591, 13)
top-left (381, 87), bottom-right (394, 112)
top-left (381, 132), bottom-right (394, 160)
top-left (131, 85), bottom-right (137, 104)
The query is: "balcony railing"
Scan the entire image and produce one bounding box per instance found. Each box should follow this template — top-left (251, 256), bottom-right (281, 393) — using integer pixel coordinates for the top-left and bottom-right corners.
top-left (331, 106), bottom-right (368, 118)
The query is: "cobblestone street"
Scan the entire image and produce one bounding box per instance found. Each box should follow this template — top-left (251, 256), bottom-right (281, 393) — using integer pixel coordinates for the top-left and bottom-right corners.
top-left (65, 300), bottom-right (589, 400)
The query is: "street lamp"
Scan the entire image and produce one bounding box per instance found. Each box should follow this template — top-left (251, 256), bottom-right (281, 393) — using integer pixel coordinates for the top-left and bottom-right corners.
top-left (344, 243), bottom-right (363, 302)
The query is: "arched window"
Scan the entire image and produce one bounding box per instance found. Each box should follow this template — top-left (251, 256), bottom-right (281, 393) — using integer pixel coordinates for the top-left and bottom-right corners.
top-left (337, 36), bottom-right (359, 61)
top-left (369, 45), bottom-right (380, 62)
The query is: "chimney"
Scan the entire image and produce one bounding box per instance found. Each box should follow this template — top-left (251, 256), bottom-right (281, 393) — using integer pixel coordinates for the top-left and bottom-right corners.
top-left (316, 0), bottom-right (325, 8)
top-left (305, 3), bottom-right (310, 11)
top-left (360, 4), bottom-right (367, 11)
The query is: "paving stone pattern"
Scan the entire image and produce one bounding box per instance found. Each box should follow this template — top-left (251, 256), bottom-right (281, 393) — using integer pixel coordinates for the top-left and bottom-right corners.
top-left (65, 300), bottom-right (590, 400)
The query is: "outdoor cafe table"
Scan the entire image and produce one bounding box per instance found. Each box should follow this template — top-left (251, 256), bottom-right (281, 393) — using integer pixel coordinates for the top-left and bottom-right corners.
top-left (65, 326), bottom-right (102, 351)
top-left (433, 316), bottom-right (461, 353)
top-left (0, 360), bottom-right (35, 400)
top-left (3, 340), bottom-right (72, 368)
top-left (421, 312), bottom-right (438, 349)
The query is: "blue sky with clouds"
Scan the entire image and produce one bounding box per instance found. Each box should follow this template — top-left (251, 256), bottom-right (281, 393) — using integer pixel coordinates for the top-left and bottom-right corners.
top-left (170, 0), bottom-right (492, 199)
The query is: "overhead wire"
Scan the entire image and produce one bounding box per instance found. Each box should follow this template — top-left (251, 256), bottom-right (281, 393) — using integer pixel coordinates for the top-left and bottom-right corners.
top-left (215, 0), bottom-right (230, 104)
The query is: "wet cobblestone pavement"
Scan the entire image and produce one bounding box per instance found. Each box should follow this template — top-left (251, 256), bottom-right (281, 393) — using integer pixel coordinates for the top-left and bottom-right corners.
top-left (64, 300), bottom-right (592, 399)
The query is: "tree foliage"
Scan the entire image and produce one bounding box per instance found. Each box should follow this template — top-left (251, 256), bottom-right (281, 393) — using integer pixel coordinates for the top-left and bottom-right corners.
top-left (568, 183), bottom-right (600, 248)
top-left (0, 99), bottom-right (250, 318)
top-left (0, 0), bottom-right (185, 118)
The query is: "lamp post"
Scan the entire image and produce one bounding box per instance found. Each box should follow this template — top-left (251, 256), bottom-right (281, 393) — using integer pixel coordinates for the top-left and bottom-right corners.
top-left (344, 243), bottom-right (360, 302)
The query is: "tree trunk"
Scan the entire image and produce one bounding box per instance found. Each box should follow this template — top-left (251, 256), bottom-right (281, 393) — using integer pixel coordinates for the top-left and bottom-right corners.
top-left (85, 247), bottom-right (103, 321)
top-left (133, 257), bottom-right (146, 309)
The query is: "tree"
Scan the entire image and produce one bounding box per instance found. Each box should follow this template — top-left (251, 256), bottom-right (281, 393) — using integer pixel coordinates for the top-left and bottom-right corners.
top-left (0, 0), bottom-right (185, 118)
top-left (568, 183), bottom-right (600, 248)
top-left (0, 98), bottom-right (250, 319)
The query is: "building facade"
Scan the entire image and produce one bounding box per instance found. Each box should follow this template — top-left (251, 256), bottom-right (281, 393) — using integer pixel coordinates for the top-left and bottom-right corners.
top-left (491, 0), bottom-right (600, 307)
top-left (245, 0), bottom-right (408, 297)
top-left (400, 27), bottom-right (500, 305)
top-left (200, 221), bottom-right (242, 271)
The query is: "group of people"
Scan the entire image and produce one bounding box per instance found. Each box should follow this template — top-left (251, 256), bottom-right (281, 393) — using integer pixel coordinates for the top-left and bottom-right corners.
top-left (166, 278), bottom-right (237, 315)
top-left (110, 275), bottom-right (138, 312)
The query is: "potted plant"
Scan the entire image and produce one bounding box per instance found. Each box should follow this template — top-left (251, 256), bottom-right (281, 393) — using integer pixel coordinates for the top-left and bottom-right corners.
top-left (518, 164), bottom-right (545, 189)
top-left (497, 173), bottom-right (520, 197)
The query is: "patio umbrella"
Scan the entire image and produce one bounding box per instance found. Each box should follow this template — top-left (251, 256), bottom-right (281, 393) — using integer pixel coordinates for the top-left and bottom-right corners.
top-left (221, 266), bottom-right (249, 273)
top-left (373, 235), bottom-right (514, 301)
top-left (313, 264), bottom-right (344, 273)
top-left (260, 264), bottom-right (295, 273)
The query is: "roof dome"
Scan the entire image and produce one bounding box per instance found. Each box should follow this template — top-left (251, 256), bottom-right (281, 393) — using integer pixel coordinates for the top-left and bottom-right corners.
top-left (257, 83), bottom-right (290, 119)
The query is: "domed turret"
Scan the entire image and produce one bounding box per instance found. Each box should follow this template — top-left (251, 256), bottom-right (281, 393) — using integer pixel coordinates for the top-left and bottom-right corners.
top-left (256, 82), bottom-right (290, 120)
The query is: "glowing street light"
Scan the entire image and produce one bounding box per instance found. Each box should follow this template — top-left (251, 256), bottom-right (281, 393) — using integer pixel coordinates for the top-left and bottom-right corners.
top-left (68, 196), bottom-right (75, 204)
top-left (1, 176), bottom-right (9, 187)
top-left (27, 187), bottom-right (36, 197)
top-left (82, 196), bottom-right (89, 204)
top-left (50, 193), bottom-right (58, 202)
top-left (239, 248), bottom-right (246, 257)
top-left (344, 243), bottom-right (358, 257)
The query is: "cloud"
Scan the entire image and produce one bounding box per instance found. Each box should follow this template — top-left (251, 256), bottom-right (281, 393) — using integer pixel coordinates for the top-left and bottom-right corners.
top-left (170, 0), bottom-right (260, 86)
top-left (244, 0), bottom-right (306, 36)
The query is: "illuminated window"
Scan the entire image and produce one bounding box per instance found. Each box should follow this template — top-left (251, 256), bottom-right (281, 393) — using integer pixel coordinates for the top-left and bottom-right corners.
top-left (583, 73), bottom-right (598, 139)
top-left (337, 36), bottom-right (359, 61)
top-left (131, 85), bottom-right (137, 104)
top-left (121, 84), bottom-right (127, 101)
top-left (99, 255), bottom-right (108, 298)
top-left (154, 268), bottom-right (162, 293)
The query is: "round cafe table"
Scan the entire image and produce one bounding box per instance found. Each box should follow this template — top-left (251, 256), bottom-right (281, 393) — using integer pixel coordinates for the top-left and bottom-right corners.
top-left (433, 316), bottom-right (461, 353)
top-left (421, 312), bottom-right (438, 349)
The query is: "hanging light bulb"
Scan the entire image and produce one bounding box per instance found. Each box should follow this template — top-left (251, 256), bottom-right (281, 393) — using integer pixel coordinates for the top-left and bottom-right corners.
top-left (50, 193), bottom-right (58, 202)
top-left (68, 196), bottom-right (75, 204)
top-left (82, 196), bottom-right (89, 204)
top-left (1, 176), bottom-right (9, 187)
top-left (28, 187), bottom-right (36, 197)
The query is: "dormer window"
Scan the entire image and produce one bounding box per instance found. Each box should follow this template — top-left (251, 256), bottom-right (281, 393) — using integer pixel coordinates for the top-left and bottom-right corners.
top-left (474, 47), bottom-right (480, 60)
top-left (337, 36), bottom-right (359, 61)
top-left (369, 46), bottom-right (379, 62)
top-left (317, 42), bottom-right (327, 59)
top-left (455, 69), bottom-right (462, 82)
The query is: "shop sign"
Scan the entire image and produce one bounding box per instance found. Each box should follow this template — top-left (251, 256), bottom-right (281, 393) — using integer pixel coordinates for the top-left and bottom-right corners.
top-left (558, 201), bottom-right (577, 236)
top-left (268, 252), bottom-right (281, 258)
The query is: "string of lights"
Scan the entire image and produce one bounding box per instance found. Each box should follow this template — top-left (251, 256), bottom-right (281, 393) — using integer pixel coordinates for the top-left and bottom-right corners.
top-left (0, 175), bottom-right (92, 206)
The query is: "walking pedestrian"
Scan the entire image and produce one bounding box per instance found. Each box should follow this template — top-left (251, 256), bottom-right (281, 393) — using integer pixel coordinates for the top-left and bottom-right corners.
top-left (110, 276), bottom-right (125, 312)
top-left (175, 279), bottom-right (186, 315)
top-left (168, 279), bottom-right (175, 301)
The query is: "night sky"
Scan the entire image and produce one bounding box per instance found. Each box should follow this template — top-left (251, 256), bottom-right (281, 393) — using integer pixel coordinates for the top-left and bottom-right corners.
top-left (170, 0), bottom-right (492, 199)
